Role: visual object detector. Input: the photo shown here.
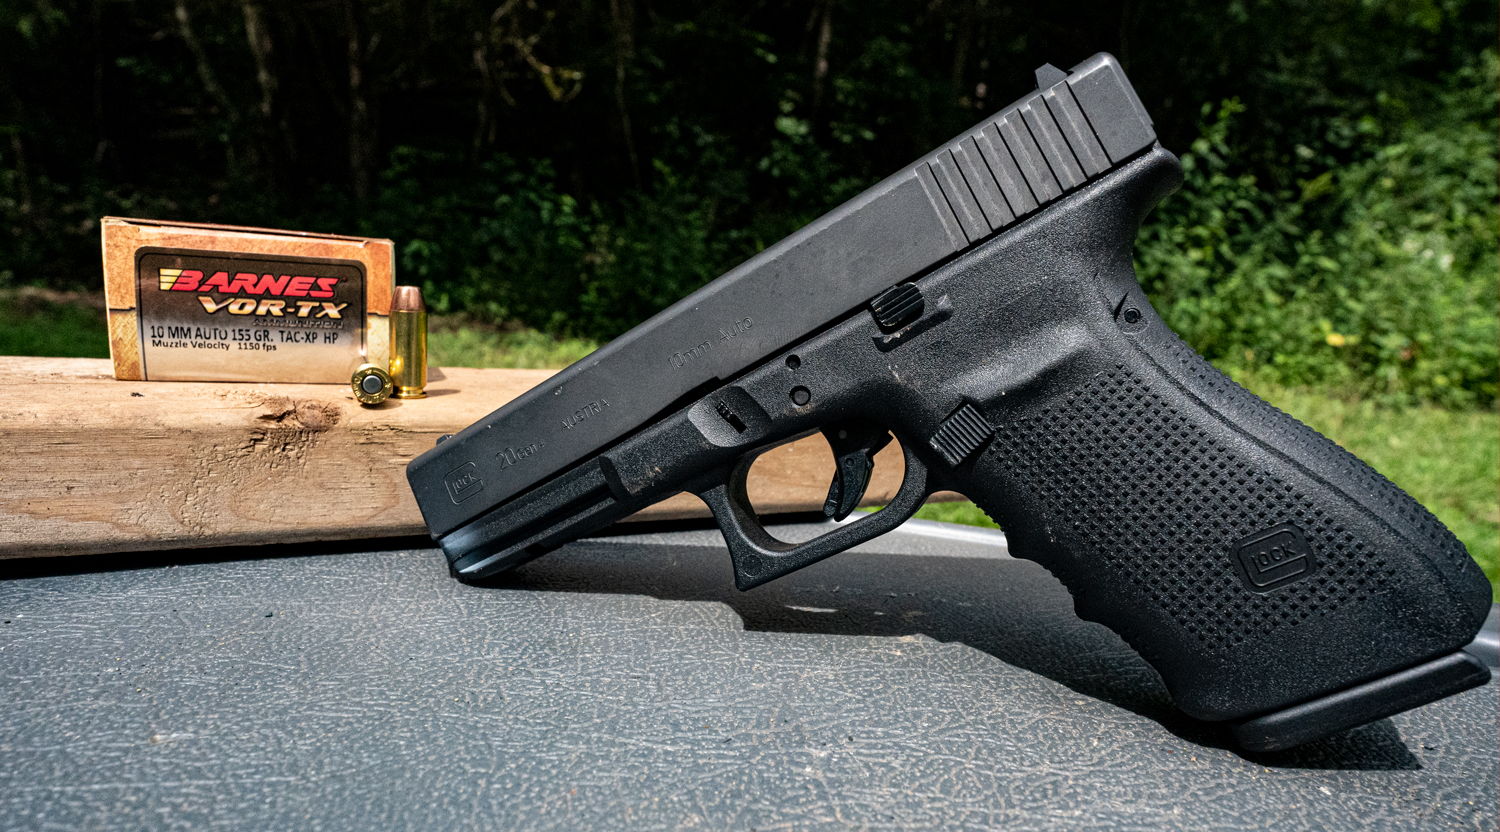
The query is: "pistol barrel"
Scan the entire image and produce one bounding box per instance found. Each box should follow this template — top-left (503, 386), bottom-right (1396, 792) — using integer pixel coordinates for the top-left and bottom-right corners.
top-left (407, 52), bottom-right (1158, 539)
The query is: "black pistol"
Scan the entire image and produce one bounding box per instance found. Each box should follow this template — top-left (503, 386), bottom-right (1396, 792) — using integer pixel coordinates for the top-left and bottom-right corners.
top-left (406, 54), bottom-right (1492, 751)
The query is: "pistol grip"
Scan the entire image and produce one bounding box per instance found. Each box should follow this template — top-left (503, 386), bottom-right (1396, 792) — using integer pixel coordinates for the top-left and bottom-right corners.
top-left (946, 281), bottom-right (1493, 738)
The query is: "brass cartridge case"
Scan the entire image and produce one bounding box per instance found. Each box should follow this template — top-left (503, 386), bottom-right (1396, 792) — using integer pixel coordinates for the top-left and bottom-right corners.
top-left (351, 363), bottom-right (393, 405)
top-left (389, 286), bottom-right (427, 399)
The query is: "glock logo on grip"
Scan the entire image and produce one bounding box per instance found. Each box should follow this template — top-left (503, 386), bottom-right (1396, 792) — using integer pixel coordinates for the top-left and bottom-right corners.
top-left (444, 462), bottom-right (484, 505)
top-left (1233, 523), bottom-right (1315, 592)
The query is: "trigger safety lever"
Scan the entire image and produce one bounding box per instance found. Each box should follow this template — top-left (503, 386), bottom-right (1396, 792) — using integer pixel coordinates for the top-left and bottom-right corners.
top-left (820, 420), bottom-right (893, 521)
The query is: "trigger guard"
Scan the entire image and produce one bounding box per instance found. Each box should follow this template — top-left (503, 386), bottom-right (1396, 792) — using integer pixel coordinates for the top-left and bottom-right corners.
top-left (697, 443), bottom-right (931, 591)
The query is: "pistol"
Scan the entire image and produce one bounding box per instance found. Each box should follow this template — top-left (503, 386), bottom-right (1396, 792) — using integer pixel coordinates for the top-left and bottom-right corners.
top-left (406, 54), bottom-right (1492, 751)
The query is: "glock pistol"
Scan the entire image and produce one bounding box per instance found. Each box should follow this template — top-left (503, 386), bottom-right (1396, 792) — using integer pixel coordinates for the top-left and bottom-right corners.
top-left (406, 54), bottom-right (1492, 751)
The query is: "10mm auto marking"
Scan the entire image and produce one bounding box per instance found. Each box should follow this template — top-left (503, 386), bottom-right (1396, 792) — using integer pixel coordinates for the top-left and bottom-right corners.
top-left (103, 218), bottom-right (395, 383)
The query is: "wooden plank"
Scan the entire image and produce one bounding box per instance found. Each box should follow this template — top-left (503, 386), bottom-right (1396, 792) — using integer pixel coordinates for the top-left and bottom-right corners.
top-left (0, 358), bottom-right (956, 559)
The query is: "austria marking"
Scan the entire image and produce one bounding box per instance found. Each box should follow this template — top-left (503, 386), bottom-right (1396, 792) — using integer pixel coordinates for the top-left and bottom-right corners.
top-left (561, 399), bottom-right (610, 430)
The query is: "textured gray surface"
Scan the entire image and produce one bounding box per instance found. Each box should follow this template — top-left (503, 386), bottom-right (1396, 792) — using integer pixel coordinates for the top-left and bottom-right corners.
top-left (0, 520), bottom-right (1495, 830)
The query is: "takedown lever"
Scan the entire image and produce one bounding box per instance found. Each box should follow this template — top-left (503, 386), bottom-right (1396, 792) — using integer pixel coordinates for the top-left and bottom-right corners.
top-left (820, 420), bottom-right (893, 521)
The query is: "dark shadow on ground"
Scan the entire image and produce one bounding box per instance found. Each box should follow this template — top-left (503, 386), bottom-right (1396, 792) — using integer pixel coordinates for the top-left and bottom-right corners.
top-left (480, 538), bottom-right (1421, 771)
top-left (0, 535), bottom-right (435, 580)
top-left (0, 525), bottom-right (1424, 770)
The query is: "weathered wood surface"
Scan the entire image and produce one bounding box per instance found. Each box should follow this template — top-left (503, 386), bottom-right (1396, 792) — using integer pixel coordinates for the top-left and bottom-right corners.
top-left (0, 357), bottom-right (948, 559)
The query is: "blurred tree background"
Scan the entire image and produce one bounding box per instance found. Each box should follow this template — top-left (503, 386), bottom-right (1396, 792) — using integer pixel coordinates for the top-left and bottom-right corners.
top-left (1, 0), bottom-right (1495, 405)
top-left (1, 0), bottom-right (1496, 589)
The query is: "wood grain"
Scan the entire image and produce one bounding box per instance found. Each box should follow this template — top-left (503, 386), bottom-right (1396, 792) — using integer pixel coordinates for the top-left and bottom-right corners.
top-left (0, 357), bottom-right (954, 559)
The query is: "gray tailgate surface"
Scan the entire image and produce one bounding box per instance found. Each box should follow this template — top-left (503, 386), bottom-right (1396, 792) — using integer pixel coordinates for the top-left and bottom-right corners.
top-left (1, 520), bottom-right (1495, 830)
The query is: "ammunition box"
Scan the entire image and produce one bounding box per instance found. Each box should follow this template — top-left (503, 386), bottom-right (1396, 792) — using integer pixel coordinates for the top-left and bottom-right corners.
top-left (101, 217), bottom-right (395, 383)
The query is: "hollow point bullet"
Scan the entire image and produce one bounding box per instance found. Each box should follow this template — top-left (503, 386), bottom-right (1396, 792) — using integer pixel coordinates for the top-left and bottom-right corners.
top-left (390, 285), bottom-right (428, 399)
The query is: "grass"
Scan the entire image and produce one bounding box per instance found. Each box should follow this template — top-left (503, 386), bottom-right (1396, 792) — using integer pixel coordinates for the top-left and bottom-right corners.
top-left (1253, 380), bottom-right (1499, 596)
top-left (2, 302), bottom-right (1493, 596)
top-left (0, 291), bottom-right (110, 358)
top-left (428, 317), bottom-right (597, 369)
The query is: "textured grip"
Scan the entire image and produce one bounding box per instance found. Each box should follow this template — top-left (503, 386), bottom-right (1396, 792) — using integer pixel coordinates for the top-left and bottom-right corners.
top-left (719, 143), bottom-right (1493, 726)
top-left (956, 281), bottom-right (1492, 723)
top-left (422, 140), bottom-right (1493, 734)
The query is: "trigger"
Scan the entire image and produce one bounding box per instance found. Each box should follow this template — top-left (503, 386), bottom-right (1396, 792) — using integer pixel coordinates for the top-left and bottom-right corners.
top-left (821, 420), bottom-right (893, 522)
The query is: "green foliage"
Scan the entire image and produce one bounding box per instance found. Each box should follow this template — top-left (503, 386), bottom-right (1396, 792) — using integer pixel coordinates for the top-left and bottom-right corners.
top-left (428, 320), bottom-right (597, 370)
top-left (910, 500), bottom-right (1001, 531)
top-left (365, 149), bottom-right (744, 339)
top-left (0, 292), bottom-right (109, 358)
top-left (2, 1), bottom-right (1495, 405)
top-left (1247, 376), bottom-right (1500, 598)
top-left (1136, 53), bottom-right (1499, 407)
